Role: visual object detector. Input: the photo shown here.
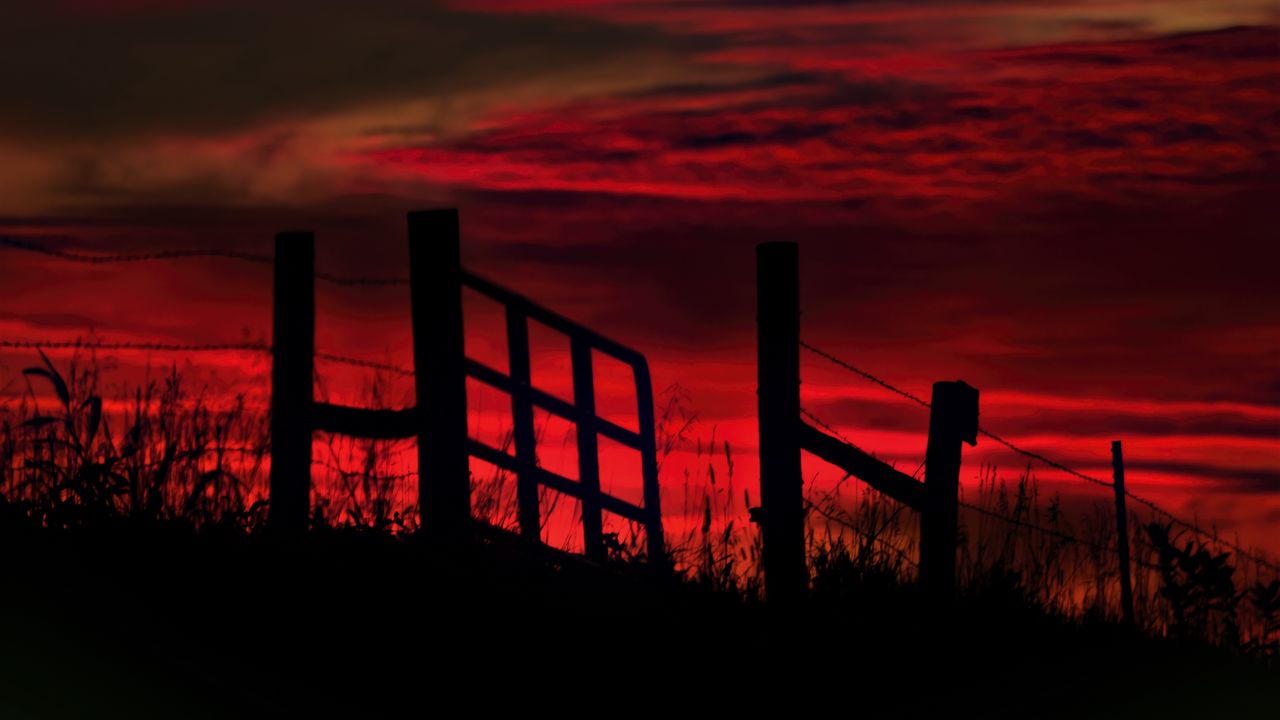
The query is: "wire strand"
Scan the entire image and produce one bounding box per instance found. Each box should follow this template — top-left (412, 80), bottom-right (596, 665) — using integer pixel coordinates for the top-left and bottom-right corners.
top-left (959, 500), bottom-right (1164, 571)
top-left (800, 338), bottom-right (1279, 572)
top-left (1124, 492), bottom-right (1278, 571)
top-left (8, 237), bottom-right (1276, 571)
top-left (800, 340), bottom-right (931, 408)
top-left (802, 340), bottom-right (1115, 488)
top-left (316, 353), bottom-right (414, 377)
top-left (1, 236), bottom-right (274, 265)
top-left (313, 458), bottom-right (417, 482)
top-left (2, 236), bottom-right (409, 287)
top-left (977, 428), bottom-right (1114, 490)
top-left (314, 272), bottom-right (409, 287)
top-left (0, 339), bottom-right (271, 354)
top-left (959, 499), bottom-right (1107, 553)
top-left (799, 405), bottom-right (867, 453)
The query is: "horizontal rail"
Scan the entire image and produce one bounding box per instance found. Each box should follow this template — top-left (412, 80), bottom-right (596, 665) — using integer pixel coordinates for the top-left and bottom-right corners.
top-left (462, 270), bottom-right (647, 369)
top-left (313, 403), bottom-right (418, 440)
top-left (799, 420), bottom-right (925, 509)
top-left (465, 359), bottom-right (644, 449)
top-left (468, 439), bottom-right (653, 525)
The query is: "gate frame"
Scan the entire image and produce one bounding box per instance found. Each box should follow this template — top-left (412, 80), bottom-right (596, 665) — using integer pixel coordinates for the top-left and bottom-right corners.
top-left (267, 210), bottom-right (666, 566)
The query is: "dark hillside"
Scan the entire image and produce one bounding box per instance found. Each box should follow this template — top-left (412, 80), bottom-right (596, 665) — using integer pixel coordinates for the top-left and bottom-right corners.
top-left (1, 513), bottom-right (1274, 718)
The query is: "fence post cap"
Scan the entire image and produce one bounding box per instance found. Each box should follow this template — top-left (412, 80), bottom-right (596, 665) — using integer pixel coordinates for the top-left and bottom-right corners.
top-left (756, 240), bottom-right (798, 256)
top-left (407, 207), bottom-right (459, 221)
top-left (932, 380), bottom-right (979, 446)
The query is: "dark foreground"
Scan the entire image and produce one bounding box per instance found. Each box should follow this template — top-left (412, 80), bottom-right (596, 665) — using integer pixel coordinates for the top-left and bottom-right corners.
top-left (1, 520), bottom-right (1275, 719)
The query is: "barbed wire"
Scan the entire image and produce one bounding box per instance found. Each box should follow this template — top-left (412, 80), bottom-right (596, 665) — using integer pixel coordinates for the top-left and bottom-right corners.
top-left (800, 340), bottom-right (931, 408)
top-left (804, 495), bottom-right (919, 569)
top-left (1, 236), bottom-right (409, 288)
top-left (314, 272), bottom-right (409, 288)
top-left (958, 499), bottom-right (1165, 572)
top-left (976, 428), bottom-right (1114, 490)
top-left (313, 458), bottom-right (417, 482)
top-left (316, 352), bottom-right (414, 377)
top-left (2, 340), bottom-right (422, 394)
top-left (802, 339), bottom-right (1115, 488)
top-left (7, 237), bottom-right (1276, 570)
top-left (800, 339), bottom-right (1280, 573)
top-left (1, 236), bottom-right (275, 265)
top-left (138, 445), bottom-right (272, 468)
top-left (1124, 494), bottom-right (1278, 571)
top-left (0, 339), bottom-right (271, 354)
top-left (959, 499), bottom-right (1108, 553)
top-left (799, 405), bottom-right (866, 453)
top-left (803, 403), bottom-right (1154, 568)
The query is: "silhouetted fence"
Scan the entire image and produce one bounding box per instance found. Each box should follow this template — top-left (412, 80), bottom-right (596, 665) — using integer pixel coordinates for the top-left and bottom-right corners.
top-left (756, 242), bottom-right (979, 603)
top-left (267, 210), bottom-right (665, 562)
top-left (753, 240), bottom-right (1278, 606)
top-left (1, 230), bottom-right (1275, 605)
top-left (0, 214), bottom-right (667, 565)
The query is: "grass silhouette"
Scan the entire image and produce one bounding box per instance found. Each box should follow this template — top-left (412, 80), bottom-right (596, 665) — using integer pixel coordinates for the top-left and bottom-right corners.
top-left (1, 351), bottom-right (1277, 717)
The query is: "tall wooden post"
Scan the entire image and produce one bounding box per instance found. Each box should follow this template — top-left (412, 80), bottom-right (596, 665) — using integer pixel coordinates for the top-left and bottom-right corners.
top-left (756, 241), bottom-right (807, 604)
top-left (920, 381), bottom-right (978, 598)
top-left (268, 232), bottom-right (315, 535)
top-left (1112, 440), bottom-right (1135, 625)
top-left (409, 209), bottom-right (471, 536)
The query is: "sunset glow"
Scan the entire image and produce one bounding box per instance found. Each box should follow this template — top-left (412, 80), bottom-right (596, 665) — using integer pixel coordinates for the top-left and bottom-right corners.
top-left (1, 1), bottom-right (1276, 555)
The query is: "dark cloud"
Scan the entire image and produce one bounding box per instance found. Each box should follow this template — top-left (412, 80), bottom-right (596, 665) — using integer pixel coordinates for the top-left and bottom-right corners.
top-left (1129, 462), bottom-right (1280, 494)
top-left (989, 26), bottom-right (1279, 66)
top-left (1158, 25), bottom-right (1280, 60)
top-left (672, 122), bottom-right (839, 149)
top-left (1052, 128), bottom-right (1131, 149)
top-left (622, 71), bottom-right (825, 100)
top-left (0, 310), bottom-right (103, 331)
top-left (0, 1), bottom-right (709, 139)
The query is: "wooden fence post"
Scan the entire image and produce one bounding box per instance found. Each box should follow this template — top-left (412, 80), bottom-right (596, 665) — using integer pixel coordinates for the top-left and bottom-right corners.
top-left (756, 241), bottom-right (807, 604)
top-left (409, 209), bottom-right (471, 536)
top-left (919, 381), bottom-right (978, 599)
top-left (268, 232), bottom-right (315, 535)
top-left (1112, 440), bottom-right (1135, 625)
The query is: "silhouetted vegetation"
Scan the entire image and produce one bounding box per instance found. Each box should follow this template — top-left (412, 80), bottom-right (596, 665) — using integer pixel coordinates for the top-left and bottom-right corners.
top-left (1, 353), bottom-right (1276, 716)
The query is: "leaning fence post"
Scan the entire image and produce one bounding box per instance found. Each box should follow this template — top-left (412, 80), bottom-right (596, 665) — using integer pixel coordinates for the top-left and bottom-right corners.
top-left (1112, 440), bottom-right (1135, 625)
top-left (268, 232), bottom-right (316, 535)
top-left (572, 337), bottom-right (606, 562)
top-left (756, 241), bottom-right (807, 604)
top-left (409, 209), bottom-right (471, 536)
top-left (633, 361), bottom-right (667, 566)
top-left (919, 381), bottom-right (978, 599)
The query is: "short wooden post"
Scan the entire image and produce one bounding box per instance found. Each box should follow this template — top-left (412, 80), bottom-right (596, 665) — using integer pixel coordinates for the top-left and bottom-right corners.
top-left (756, 241), bottom-right (807, 604)
top-left (409, 210), bottom-right (471, 536)
top-left (1112, 440), bottom-right (1135, 625)
top-left (572, 338), bottom-right (606, 562)
top-left (920, 381), bottom-right (978, 598)
top-left (268, 232), bottom-right (315, 535)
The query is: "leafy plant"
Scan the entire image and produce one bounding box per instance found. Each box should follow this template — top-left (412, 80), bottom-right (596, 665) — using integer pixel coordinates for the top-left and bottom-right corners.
top-left (1244, 579), bottom-right (1280, 658)
top-left (1144, 521), bottom-right (1244, 644)
top-left (19, 350), bottom-right (136, 521)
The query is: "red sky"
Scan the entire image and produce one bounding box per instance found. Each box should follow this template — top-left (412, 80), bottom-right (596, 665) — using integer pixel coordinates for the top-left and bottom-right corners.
top-left (1, 1), bottom-right (1277, 554)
